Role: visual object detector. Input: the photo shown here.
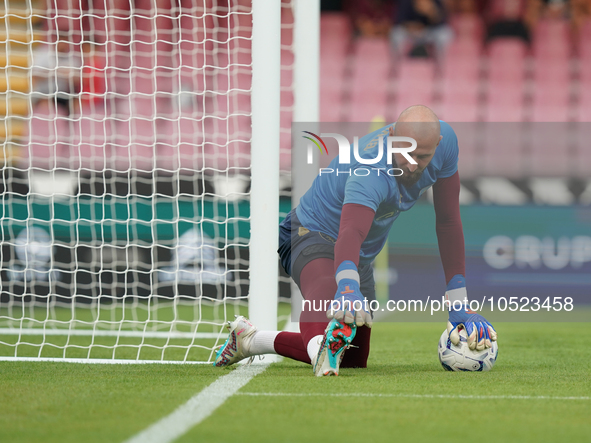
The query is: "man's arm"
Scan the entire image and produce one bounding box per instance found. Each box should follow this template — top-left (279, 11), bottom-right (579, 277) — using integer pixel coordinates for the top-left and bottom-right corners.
top-left (334, 203), bottom-right (375, 270)
top-left (432, 170), bottom-right (465, 284)
top-left (433, 171), bottom-right (498, 350)
top-left (328, 203), bottom-right (375, 326)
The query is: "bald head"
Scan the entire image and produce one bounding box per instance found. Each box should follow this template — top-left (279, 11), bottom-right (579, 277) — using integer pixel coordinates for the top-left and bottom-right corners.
top-left (389, 105), bottom-right (443, 188)
top-left (394, 105), bottom-right (441, 146)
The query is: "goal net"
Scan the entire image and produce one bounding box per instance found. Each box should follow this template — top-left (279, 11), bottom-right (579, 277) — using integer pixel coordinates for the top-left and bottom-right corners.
top-left (0, 0), bottom-right (295, 363)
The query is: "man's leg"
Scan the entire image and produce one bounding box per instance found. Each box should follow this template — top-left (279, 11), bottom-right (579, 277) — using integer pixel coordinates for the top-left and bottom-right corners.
top-left (390, 25), bottom-right (411, 58)
top-left (273, 257), bottom-right (337, 364)
top-left (214, 256), bottom-right (370, 369)
top-left (274, 257), bottom-right (371, 369)
top-left (423, 25), bottom-right (454, 62)
top-left (273, 332), bottom-right (310, 363)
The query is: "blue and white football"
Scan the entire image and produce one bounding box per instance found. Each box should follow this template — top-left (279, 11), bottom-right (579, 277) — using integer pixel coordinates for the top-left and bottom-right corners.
top-left (438, 329), bottom-right (498, 372)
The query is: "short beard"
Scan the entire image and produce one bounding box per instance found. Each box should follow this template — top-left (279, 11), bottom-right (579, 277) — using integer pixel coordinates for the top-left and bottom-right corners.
top-left (392, 157), bottom-right (423, 188)
top-left (397, 171), bottom-right (423, 187)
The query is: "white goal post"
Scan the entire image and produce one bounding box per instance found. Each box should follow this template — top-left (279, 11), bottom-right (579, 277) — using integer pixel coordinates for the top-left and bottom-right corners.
top-left (0, 0), bottom-right (319, 364)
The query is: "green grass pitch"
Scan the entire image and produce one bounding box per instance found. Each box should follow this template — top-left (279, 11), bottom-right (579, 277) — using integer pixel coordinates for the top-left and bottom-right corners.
top-left (1, 321), bottom-right (590, 443)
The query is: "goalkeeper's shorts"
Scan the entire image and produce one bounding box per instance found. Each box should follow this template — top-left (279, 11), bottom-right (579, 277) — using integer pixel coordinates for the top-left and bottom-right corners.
top-left (278, 209), bottom-right (375, 302)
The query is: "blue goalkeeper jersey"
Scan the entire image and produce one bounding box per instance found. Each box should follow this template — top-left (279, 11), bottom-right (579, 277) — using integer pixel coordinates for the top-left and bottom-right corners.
top-left (295, 121), bottom-right (459, 266)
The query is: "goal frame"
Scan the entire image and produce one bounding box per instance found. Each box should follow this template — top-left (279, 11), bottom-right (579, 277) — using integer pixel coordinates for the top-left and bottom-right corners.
top-left (0, 0), bottom-right (320, 364)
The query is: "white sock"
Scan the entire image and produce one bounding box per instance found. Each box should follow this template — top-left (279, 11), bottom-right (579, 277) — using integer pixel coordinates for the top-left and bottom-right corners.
top-left (307, 335), bottom-right (324, 361)
top-left (249, 331), bottom-right (279, 356)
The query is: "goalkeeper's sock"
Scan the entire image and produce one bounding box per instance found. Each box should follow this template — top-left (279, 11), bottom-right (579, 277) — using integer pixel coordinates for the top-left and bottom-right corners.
top-left (307, 335), bottom-right (324, 362)
top-left (274, 331), bottom-right (310, 363)
top-left (249, 331), bottom-right (279, 356)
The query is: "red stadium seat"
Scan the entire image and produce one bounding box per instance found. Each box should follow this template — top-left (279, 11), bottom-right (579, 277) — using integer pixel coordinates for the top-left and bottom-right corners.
top-left (531, 98), bottom-right (570, 123)
top-left (68, 105), bottom-right (112, 171)
top-left (487, 39), bottom-right (527, 83)
top-left (580, 20), bottom-right (591, 61)
top-left (349, 94), bottom-right (388, 122)
top-left (395, 60), bottom-right (435, 116)
top-left (444, 39), bottom-right (481, 77)
top-left (440, 95), bottom-right (480, 122)
top-left (348, 38), bottom-right (390, 121)
top-left (530, 59), bottom-right (571, 122)
top-left (22, 101), bottom-right (71, 171)
top-left (480, 123), bottom-right (525, 177)
top-left (156, 112), bottom-right (205, 172)
top-left (320, 26), bottom-right (349, 121)
top-left (484, 39), bottom-right (527, 122)
top-left (112, 118), bottom-right (157, 172)
top-left (321, 13), bottom-right (351, 45)
top-left (529, 123), bottom-right (571, 176)
top-left (575, 60), bottom-right (591, 121)
top-left (453, 123), bottom-right (480, 178)
top-left (441, 39), bottom-right (481, 122)
top-left (280, 134), bottom-right (292, 172)
top-left (577, 88), bottom-right (591, 122)
top-left (573, 122), bottom-right (591, 177)
top-left (321, 89), bottom-right (344, 122)
top-left (580, 58), bottom-right (591, 84)
top-left (449, 14), bottom-right (485, 43)
top-left (533, 19), bottom-right (571, 59)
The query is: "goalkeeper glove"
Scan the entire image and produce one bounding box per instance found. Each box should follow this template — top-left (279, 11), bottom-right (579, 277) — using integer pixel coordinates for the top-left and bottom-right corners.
top-left (327, 260), bottom-right (372, 328)
top-left (446, 274), bottom-right (497, 351)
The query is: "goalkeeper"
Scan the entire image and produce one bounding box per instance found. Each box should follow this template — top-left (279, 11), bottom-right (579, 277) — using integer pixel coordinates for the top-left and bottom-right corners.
top-left (214, 105), bottom-right (497, 376)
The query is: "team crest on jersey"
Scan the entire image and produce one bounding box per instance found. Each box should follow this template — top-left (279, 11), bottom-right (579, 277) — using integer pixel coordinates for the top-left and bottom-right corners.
top-left (319, 232), bottom-right (336, 243)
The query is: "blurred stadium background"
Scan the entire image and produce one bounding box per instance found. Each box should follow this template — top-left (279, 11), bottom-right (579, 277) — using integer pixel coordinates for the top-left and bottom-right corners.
top-left (0, 0), bottom-right (589, 362)
top-left (1, 0), bottom-right (590, 199)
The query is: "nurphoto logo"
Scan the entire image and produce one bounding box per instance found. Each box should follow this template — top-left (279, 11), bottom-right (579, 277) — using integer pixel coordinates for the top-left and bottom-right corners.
top-left (302, 131), bottom-right (418, 177)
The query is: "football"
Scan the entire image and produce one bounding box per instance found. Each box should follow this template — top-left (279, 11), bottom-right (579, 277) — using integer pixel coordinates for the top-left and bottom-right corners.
top-left (438, 329), bottom-right (498, 372)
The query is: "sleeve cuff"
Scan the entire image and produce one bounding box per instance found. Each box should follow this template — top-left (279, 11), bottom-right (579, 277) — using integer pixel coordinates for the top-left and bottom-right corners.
top-left (335, 260), bottom-right (360, 284)
top-left (445, 287), bottom-right (468, 305)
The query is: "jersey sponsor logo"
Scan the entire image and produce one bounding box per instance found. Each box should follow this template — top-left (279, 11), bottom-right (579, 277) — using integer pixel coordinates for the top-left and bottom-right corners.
top-left (376, 211), bottom-right (396, 221)
top-left (319, 232), bottom-right (336, 243)
top-left (483, 235), bottom-right (591, 270)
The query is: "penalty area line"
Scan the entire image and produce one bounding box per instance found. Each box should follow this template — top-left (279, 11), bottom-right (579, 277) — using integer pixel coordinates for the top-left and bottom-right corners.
top-left (124, 363), bottom-right (270, 443)
top-left (236, 392), bottom-right (590, 401)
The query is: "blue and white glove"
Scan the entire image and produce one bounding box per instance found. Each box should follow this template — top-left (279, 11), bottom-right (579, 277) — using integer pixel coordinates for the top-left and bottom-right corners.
top-left (327, 260), bottom-right (372, 328)
top-left (446, 274), bottom-right (497, 351)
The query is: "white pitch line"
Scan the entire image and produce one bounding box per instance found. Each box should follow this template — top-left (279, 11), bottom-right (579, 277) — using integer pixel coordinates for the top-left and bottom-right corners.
top-left (124, 363), bottom-right (270, 443)
top-left (236, 392), bottom-right (590, 401)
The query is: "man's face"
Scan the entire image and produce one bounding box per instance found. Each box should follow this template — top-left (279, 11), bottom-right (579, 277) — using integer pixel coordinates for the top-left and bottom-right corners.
top-left (389, 125), bottom-right (441, 188)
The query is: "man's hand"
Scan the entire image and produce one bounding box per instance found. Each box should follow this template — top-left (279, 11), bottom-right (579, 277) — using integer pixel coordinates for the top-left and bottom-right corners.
top-left (447, 306), bottom-right (497, 351)
top-left (445, 275), bottom-right (497, 351)
top-left (327, 261), bottom-right (372, 328)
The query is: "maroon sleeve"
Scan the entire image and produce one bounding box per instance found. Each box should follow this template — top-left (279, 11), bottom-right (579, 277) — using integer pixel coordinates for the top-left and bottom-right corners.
top-left (432, 171), bottom-right (466, 284)
top-left (334, 203), bottom-right (376, 272)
